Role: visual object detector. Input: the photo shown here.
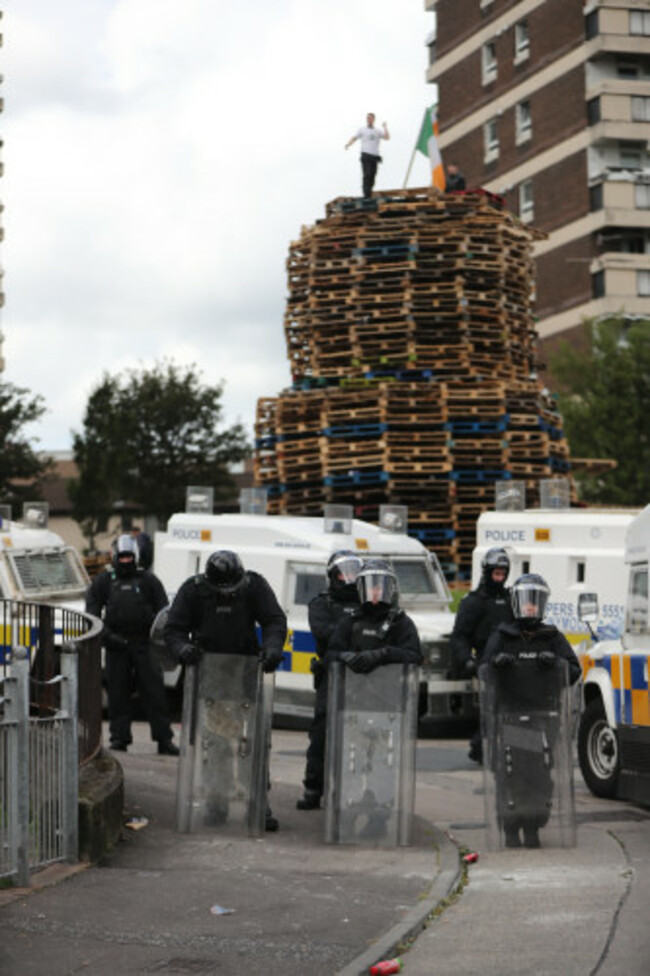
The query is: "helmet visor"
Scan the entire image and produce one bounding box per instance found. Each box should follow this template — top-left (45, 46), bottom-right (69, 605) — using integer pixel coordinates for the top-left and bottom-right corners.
top-left (331, 554), bottom-right (363, 584)
top-left (511, 582), bottom-right (549, 621)
top-left (358, 570), bottom-right (397, 606)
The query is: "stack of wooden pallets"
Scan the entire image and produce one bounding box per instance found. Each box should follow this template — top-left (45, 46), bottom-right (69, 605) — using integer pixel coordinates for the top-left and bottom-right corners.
top-left (255, 187), bottom-right (575, 579)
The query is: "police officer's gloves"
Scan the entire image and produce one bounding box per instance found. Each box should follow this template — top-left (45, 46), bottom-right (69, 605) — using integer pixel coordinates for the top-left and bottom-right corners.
top-left (178, 643), bottom-right (202, 666)
top-left (262, 647), bottom-right (284, 673)
top-left (463, 657), bottom-right (478, 678)
top-left (537, 650), bottom-right (556, 669)
top-left (344, 648), bottom-right (387, 674)
top-left (492, 652), bottom-right (516, 670)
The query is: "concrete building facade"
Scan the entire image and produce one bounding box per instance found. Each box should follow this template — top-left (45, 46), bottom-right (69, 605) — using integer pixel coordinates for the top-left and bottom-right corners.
top-left (425, 0), bottom-right (650, 364)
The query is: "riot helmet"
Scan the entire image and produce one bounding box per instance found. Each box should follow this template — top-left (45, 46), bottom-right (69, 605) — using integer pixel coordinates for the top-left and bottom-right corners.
top-left (113, 534), bottom-right (139, 577)
top-left (481, 547), bottom-right (510, 593)
top-left (356, 559), bottom-right (398, 608)
top-left (511, 573), bottom-right (550, 626)
top-left (205, 550), bottom-right (246, 597)
top-left (327, 550), bottom-right (364, 592)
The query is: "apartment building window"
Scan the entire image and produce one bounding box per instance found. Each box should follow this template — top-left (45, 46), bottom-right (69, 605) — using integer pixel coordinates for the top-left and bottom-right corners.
top-left (482, 41), bottom-right (498, 85)
top-left (592, 270), bottom-right (605, 299)
top-left (632, 96), bottom-right (650, 122)
top-left (516, 101), bottom-right (532, 144)
top-left (636, 183), bottom-right (650, 209)
top-left (638, 270), bottom-right (650, 296)
top-left (484, 117), bottom-right (499, 162)
top-left (585, 10), bottom-right (599, 39)
top-left (589, 183), bottom-right (604, 211)
top-left (619, 142), bottom-right (644, 169)
top-left (514, 20), bottom-right (530, 62)
top-left (519, 181), bottom-right (534, 223)
top-left (587, 97), bottom-right (601, 126)
top-left (617, 60), bottom-right (640, 79)
top-left (630, 11), bottom-right (650, 36)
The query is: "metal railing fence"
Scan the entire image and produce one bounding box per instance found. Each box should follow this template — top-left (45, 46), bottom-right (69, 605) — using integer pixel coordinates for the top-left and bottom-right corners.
top-left (0, 601), bottom-right (103, 885)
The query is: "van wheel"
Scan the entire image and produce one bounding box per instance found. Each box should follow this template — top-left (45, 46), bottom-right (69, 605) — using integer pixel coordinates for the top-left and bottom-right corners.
top-left (578, 698), bottom-right (620, 798)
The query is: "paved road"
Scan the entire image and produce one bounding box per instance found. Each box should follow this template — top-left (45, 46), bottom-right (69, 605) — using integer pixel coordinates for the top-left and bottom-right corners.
top-left (404, 734), bottom-right (650, 976)
top-left (0, 723), bottom-right (648, 975)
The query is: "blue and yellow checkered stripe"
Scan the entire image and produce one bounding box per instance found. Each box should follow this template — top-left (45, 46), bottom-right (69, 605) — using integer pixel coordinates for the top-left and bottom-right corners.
top-left (278, 628), bottom-right (317, 674)
top-left (583, 651), bottom-right (650, 727)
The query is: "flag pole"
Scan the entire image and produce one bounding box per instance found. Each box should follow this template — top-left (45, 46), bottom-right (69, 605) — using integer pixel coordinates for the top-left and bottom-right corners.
top-left (403, 145), bottom-right (418, 189)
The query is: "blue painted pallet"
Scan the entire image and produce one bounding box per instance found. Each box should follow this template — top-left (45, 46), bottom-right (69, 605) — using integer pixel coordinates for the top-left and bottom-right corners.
top-left (354, 243), bottom-right (419, 258)
top-left (445, 417), bottom-right (509, 434)
top-left (408, 528), bottom-right (457, 543)
top-left (291, 377), bottom-right (341, 390)
top-left (324, 471), bottom-right (390, 487)
top-left (365, 368), bottom-right (434, 381)
top-left (255, 436), bottom-right (278, 449)
top-left (337, 198), bottom-right (378, 213)
top-left (322, 423), bottom-right (388, 438)
top-left (450, 470), bottom-right (511, 483)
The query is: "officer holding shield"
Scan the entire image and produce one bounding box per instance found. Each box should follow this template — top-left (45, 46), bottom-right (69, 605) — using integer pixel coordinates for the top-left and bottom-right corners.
top-left (296, 550), bottom-right (364, 811)
top-left (164, 550), bottom-right (287, 831)
top-left (482, 573), bottom-right (581, 848)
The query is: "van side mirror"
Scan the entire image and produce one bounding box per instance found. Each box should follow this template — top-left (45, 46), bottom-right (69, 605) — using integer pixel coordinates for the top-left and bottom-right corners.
top-left (578, 592), bottom-right (599, 623)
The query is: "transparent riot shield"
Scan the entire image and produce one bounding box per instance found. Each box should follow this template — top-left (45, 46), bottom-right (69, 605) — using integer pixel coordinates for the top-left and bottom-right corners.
top-left (175, 654), bottom-right (273, 836)
top-left (324, 662), bottom-right (418, 846)
top-left (480, 659), bottom-right (576, 850)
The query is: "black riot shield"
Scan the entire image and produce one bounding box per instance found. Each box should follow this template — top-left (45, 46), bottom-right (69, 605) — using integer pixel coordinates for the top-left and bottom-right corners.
top-left (175, 653), bottom-right (273, 836)
top-left (480, 658), bottom-right (576, 850)
top-left (324, 662), bottom-right (419, 847)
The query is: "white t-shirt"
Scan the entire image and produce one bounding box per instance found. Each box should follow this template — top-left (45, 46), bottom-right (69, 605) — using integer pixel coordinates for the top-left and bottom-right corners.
top-left (357, 125), bottom-right (384, 156)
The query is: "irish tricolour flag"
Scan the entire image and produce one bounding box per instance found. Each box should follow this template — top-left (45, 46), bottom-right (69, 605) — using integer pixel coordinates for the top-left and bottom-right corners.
top-left (416, 106), bottom-right (445, 190)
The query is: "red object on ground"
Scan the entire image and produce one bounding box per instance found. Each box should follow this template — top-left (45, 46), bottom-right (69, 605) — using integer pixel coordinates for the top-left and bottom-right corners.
top-left (463, 851), bottom-right (479, 863)
top-left (370, 959), bottom-right (402, 975)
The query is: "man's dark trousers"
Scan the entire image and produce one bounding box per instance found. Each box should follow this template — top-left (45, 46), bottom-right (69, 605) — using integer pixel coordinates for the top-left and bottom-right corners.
top-left (361, 152), bottom-right (379, 198)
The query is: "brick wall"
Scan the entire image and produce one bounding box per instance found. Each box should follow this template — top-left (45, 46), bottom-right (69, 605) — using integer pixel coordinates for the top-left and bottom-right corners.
top-left (438, 0), bottom-right (586, 128)
top-left (534, 238), bottom-right (593, 320)
top-left (440, 67), bottom-right (587, 188)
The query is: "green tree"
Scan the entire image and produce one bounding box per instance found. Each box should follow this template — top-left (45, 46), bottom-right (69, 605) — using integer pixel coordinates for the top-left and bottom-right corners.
top-left (549, 317), bottom-right (650, 505)
top-left (0, 379), bottom-right (50, 514)
top-left (71, 361), bottom-right (250, 542)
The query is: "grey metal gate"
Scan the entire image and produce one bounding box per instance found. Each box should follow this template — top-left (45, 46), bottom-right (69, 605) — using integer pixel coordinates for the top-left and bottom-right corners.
top-left (0, 645), bottom-right (79, 886)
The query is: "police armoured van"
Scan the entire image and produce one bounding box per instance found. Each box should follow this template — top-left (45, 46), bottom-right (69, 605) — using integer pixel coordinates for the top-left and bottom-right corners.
top-left (472, 484), bottom-right (637, 645)
top-left (0, 503), bottom-right (91, 659)
top-left (577, 503), bottom-right (650, 804)
top-left (153, 494), bottom-right (464, 724)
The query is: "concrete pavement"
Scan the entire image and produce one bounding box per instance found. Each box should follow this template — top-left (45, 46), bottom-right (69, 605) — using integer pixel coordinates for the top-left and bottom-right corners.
top-left (0, 724), bottom-right (649, 975)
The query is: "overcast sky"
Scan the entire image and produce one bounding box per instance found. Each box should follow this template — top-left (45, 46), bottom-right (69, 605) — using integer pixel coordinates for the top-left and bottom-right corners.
top-left (2, 0), bottom-right (435, 452)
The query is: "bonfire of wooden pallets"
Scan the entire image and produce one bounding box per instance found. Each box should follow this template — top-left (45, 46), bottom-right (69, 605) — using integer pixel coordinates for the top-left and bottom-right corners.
top-left (254, 187), bottom-right (575, 579)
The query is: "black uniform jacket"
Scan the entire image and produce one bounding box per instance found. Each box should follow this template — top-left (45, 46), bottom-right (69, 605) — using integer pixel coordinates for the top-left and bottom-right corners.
top-left (483, 621), bottom-right (582, 686)
top-left (326, 605), bottom-right (422, 667)
top-left (85, 568), bottom-right (168, 641)
top-left (308, 589), bottom-right (359, 658)
top-left (450, 583), bottom-right (514, 673)
top-left (163, 570), bottom-right (287, 660)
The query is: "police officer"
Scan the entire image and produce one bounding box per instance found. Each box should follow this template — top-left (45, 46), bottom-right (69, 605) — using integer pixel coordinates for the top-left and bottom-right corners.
top-left (327, 559), bottom-right (422, 673)
top-left (86, 534), bottom-right (178, 755)
top-left (296, 550), bottom-right (364, 811)
top-left (163, 549), bottom-right (287, 830)
top-left (450, 547), bottom-right (514, 762)
top-left (482, 573), bottom-right (582, 848)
